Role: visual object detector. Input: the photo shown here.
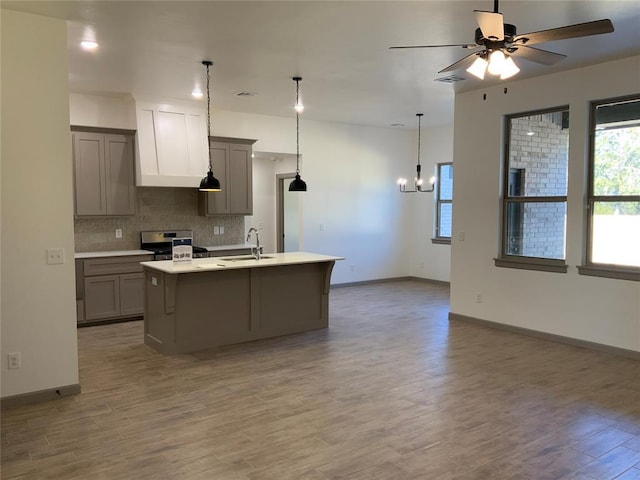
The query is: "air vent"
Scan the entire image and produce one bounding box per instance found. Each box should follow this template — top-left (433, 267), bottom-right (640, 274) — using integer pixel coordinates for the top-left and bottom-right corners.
top-left (434, 75), bottom-right (466, 83)
top-left (235, 91), bottom-right (257, 97)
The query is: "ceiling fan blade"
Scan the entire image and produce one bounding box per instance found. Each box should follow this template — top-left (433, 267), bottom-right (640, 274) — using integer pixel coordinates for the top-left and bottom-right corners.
top-left (438, 52), bottom-right (481, 73)
top-left (389, 44), bottom-right (477, 50)
top-left (514, 19), bottom-right (614, 46)
top-left (475, 10), bottom-right (504, 41)
top-left (509, 45), bottom-right (567, 65)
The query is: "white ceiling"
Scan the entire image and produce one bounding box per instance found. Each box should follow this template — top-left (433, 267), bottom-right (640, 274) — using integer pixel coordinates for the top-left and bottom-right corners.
top-left (3, 1), bottom-right (640, 128)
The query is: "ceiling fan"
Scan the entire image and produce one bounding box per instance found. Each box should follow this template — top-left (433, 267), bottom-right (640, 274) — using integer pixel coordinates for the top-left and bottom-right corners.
top-left (390, 0), bottom-right (614, 80)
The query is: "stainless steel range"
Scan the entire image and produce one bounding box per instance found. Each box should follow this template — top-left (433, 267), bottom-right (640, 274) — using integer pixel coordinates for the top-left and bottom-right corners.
top-left (141, 230), bottom-right (209, 261)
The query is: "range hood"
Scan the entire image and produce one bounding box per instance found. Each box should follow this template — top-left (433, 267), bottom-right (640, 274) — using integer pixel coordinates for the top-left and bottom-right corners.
top-left (134, 96), bottom-right (209, 187)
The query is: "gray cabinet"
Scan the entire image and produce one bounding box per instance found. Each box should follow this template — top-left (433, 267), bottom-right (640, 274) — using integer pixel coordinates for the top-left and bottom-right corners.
top-left (73, 131), bottom-right (136, 216)
top-left (199, 137), bottom-right (255, 216)
top-left (84, 274), bottom-right (120, 320)
top-left (77, 255), bottom-right (152, 324)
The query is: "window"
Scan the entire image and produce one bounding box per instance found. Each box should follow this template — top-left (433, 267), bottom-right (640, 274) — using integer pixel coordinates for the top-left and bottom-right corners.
top-left (433, 162), bottom-right (453, 244)
top-left (579, 95), bottom-right (640, 281)
top-left (496, 107), bottom-right (569, 272)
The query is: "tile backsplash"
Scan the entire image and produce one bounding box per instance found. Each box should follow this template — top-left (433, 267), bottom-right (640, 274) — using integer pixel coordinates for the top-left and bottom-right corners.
top-left (74, 187), bottom-right (245, 252)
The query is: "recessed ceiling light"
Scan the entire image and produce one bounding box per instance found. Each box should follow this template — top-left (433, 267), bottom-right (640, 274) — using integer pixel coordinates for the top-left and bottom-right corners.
top-left (192, 90), bottom-right (203, 98)
top-left (80, 40), bottom-right (98, 50)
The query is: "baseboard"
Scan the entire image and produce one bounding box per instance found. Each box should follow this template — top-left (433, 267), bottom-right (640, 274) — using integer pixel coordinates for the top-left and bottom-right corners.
top-left (78, 315), bottom-right (143, 328)
top-left (449, 312), bottom-right (640, 360)
top-left (407, 276), bottom-right (450, 287)
top-left (332, 276), bottom-right (450, 288)
top-left (1, 384), bottom-right (81, 409)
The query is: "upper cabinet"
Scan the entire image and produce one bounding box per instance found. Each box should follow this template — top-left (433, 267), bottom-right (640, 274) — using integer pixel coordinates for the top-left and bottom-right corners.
top-left (73, 130), bottom-right (136, 216)
top-left (199, 137), bottom-right (256, 216)
top-left (134, 99), bottom-right (208, 187)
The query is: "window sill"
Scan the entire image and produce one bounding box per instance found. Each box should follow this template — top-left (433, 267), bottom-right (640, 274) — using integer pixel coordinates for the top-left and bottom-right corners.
top-left (577, 265), bottom-right (640, 282)
top-left (494, 257), bottom-right (568, 273)
top-left (431, 237), bottom-right (451, 245)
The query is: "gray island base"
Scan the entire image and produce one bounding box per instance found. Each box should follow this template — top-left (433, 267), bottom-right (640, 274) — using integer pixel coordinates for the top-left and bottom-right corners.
top-left (141, 252), bottom-right (343, 355)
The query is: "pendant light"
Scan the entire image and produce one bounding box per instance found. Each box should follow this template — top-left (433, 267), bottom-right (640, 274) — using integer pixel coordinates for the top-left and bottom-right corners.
top-left (398, 113), bottom-right (435, 193)
top-left (198, 60), bottom-right (221, 192)
top-left (289, 76), bottom-right (307, 192)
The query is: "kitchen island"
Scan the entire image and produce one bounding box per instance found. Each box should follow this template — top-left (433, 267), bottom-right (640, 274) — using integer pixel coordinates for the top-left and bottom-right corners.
top-left (141, 252), bottom-right (343, 354)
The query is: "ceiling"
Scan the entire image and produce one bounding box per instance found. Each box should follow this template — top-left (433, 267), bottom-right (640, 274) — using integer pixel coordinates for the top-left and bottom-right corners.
top-left (3, 1), bottom-right (640, 128)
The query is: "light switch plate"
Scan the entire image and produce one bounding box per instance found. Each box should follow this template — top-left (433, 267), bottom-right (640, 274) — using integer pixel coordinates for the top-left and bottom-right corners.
top-left (46, 248), bottom-right (65, 265)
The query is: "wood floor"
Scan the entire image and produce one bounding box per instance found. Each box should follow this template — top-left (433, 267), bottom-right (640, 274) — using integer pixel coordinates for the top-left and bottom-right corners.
top-left (2, 280), bottom-right (640, 479)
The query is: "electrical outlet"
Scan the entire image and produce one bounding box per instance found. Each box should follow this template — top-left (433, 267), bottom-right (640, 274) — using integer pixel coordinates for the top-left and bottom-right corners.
top-left (115, 228), bottom-right (123, 239)
top-left (46, 248), bottom-right (65, 265)
top-left (458, 231), bottom-right (465, 242)
top-left (8, 352), bottom-right (21, 369)
top-left (220, 226), bottom-right (224, 234)
top-left (475, 292), bottom-right (483, 303)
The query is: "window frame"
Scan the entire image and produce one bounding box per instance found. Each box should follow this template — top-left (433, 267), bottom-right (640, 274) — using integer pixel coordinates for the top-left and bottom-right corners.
top-left (578, 94), bottom-right (640, 282)
top-left (495, 106), bottom-right (570, 273)
top-left (432, 162), bottom-right (453, 245)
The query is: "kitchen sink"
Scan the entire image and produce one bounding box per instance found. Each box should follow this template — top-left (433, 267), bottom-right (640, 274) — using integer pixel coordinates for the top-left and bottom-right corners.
top-left (219, 255), bottom-right (275, 262)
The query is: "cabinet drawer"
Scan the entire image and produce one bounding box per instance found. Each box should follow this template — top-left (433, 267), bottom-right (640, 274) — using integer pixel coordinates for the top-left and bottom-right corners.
top-left (83, 255), bottom-right (153, 276)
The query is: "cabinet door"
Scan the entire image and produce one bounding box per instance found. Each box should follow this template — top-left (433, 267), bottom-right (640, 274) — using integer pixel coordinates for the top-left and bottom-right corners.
top-left (105, 135), bottom-right (136, 215)
top-left (119, 272), bottom-right (145, 316)
top-left (229, 144), bottom-right (253, 215)
top-left (84, 275), bottom-right (120, 320)
top-left (73, 132), bottom-right (107, 216)
top-left (204, 142), bottom-right (230, 214)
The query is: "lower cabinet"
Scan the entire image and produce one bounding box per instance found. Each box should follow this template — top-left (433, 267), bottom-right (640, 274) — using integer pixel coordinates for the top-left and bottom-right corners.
top-left (84, 272), bottom-right (145, 321)
top-left (78, 255), bottom-right (152, 325)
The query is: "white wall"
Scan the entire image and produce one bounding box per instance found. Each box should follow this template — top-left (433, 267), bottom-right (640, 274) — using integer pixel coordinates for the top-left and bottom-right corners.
top-left (404, 124), bottom-right (454, 283)
top-left (246, 152), bottom-right (297, 254)
top-left (1, 10), bottom-right (79, 397)
top-left (69, 92), bottom-right (136, 129)
top-left (450, 55), bottom-right (640, 352)
top-left (214, 110), bottom-right (416, 284)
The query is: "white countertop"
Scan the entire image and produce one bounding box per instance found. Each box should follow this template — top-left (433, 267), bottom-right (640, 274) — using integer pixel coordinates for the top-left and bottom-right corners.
top-left (75, 250), bottom-right (153, 259)
top-left (141, 252), bottom-right (344, 274)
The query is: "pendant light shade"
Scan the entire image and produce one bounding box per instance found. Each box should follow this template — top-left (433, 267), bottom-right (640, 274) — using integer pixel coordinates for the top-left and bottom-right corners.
top-left (199, 170), bottom-right (221, 191)
top-left (289, 76), bottom-right (307, 192)
top-left (198, 60), bottom-right (221, 192)
top-left (289, 174), bottom-right (307, 192)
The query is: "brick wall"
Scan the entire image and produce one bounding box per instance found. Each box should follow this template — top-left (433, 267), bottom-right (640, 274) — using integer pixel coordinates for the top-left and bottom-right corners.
top-left (509, 113), bottom-right (568, 259)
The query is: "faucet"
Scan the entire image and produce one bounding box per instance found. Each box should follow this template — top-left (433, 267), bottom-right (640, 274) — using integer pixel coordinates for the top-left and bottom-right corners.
top-left (247, 227), bottom-right (261, 260)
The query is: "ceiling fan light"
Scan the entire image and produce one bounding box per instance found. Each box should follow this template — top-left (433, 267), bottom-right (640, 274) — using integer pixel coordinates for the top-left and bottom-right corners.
top-left (466, 56), bottom-right (488, 79)
top-left (500, 56), bottom-right (520, 79)
top-left (487, 50), bottom-right (506, 75)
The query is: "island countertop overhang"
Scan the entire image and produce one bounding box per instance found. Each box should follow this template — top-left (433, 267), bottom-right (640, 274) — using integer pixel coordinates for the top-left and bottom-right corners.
top-left (141, 251), bottom-right (344, 274)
